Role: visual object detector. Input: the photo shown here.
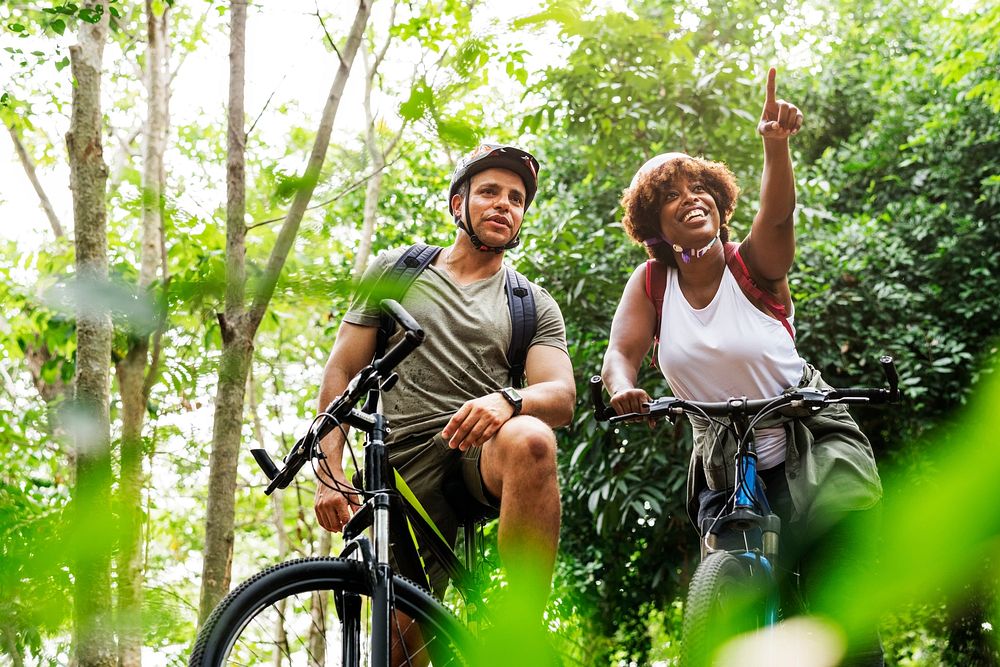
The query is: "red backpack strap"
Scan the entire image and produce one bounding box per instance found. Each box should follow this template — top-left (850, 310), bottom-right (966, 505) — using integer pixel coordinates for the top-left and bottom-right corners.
top-left (724, 242), bottom-right (795, 341)
top-left (644, 259), bottom-right (667, 367)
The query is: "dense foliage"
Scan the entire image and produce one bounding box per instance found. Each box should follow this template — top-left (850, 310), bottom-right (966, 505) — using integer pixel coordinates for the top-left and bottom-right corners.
top-left (520, 0), bottom-right (1000, 662)
top-left (1, 0), bottom-right (998, 664)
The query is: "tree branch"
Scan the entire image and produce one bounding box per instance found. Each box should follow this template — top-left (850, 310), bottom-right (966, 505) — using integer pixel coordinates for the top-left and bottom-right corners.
top-left (246, 0), bottom-right (372, 332)
top-left (6, 123), bottom-right (65, 238)
top-left (246, 75), bottom-right (285, 140)
top-left (371, 0), bottom-right (399, 75)
top-left (169, 3), bottom-right (213, 87)
top-left (245, 155), bottom-right (399, 231)
top-left (313, 1), bottom-right (344, 68)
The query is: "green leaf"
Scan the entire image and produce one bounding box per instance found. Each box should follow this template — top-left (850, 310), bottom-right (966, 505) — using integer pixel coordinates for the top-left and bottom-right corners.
top-left (435, 117), bottom-right (477, 148)
top-left (78, 7), bottom-right (103, 23)
top-left (399, 83), bottom-right (431, 121)
top-left (9, 23), bottom-right (26, 32)
top-left (50, 19), bottom-right (66, 35)
top-left (55, 56), bottom-right (70, 71)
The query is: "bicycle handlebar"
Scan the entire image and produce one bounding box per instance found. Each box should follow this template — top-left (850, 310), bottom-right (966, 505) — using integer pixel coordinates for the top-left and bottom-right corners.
top-left (591, 355), bottom-right (902, 424)
top-left (252, 299), bottom-right (425, 495)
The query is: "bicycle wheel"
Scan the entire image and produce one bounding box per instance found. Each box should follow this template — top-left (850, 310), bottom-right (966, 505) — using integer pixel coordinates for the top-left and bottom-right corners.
top-left (680, 551), bottom-right (770, 667)
top-left (190, 557), bottom-right (472, 666)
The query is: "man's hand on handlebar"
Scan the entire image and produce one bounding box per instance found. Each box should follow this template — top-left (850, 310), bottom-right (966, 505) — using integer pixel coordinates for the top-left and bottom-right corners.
top-left (314, 465), bottom-right (360, 533)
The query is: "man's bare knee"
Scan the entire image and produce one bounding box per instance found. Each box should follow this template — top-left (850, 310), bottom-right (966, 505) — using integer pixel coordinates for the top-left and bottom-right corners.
top-left (482, 417), bottom-right (558, 498)
top-left (496, 417), bottom-right (557, 468)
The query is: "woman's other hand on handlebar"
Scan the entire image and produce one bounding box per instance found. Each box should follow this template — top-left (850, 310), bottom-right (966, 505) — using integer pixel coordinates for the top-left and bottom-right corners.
top-left (314, 467), bottom-right (359, 533)
top-left (610, 387), bottom-right (653, 421)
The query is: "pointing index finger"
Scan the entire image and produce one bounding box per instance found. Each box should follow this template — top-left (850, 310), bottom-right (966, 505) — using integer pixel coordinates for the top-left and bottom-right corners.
top-left (766, 67), bottom-right (777, 104)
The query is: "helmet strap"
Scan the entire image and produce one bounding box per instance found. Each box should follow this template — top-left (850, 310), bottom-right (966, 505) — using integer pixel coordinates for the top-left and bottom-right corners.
top-left (644, 232), bottom-right (720, 264)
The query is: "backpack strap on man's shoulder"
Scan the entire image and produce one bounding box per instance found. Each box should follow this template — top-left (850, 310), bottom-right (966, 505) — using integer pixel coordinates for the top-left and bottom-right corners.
top-left (383, 243), bottom-right (442, 295)
top-left (644, 259), bottom-right (667, 367)
top-left (376, 243), bottom-right (443, 354)
top-left (723, 242), bottom-right (795, 341)
top-left (504, 267), bottom-right (537, 389)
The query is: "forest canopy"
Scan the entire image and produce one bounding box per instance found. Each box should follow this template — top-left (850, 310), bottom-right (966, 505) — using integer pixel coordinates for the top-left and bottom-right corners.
top-left (1, 0), bottom-right (998, 665)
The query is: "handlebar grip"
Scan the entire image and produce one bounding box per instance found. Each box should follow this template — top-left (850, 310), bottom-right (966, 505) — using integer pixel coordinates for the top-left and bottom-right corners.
top-left (374, 330), bottom-right (423, 376)
top-left (264, 434), bottom-right (312, 494)
top-left (381, 299), bottom-right (422, 337)
top-left (251, 448), bottom-right (279, 481)
top-left (879, 355), bottom-right (900, 393)
top-left (589, 375), bottom-right (616, 421)
top-left (826, 387), bottom-right (895, 403)
top-left (372, 300), bottom-right (425, 376)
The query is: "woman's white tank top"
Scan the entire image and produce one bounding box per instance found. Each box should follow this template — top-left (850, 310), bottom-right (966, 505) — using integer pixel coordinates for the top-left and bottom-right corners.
top-left (657, 263), bottom-right (806, 470)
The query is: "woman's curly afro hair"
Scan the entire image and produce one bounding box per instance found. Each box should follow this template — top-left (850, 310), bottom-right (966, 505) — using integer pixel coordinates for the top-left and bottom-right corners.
top-left (621, 154), bottom-right (740, 268)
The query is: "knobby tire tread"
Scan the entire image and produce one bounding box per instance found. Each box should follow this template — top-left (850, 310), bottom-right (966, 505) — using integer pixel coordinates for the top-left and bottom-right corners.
top-left (189, 556), bottom-right (470, 666)
top-left (681, 551), bottom-right (757, 667)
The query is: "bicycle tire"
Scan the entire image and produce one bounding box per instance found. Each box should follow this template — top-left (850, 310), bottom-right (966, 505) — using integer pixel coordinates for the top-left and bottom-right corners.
top-left (189, 557), bottom-right (472, 666)
top-left (680, 551), bottom-right (769, 667)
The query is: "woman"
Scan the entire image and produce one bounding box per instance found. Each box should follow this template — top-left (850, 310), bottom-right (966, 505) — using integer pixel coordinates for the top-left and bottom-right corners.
top-left (601, 68), bottom-right (884, 666)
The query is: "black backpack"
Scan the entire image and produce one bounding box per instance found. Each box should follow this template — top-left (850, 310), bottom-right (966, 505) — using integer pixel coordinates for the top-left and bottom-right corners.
top-left (374, 243), bottom-right (537, 388)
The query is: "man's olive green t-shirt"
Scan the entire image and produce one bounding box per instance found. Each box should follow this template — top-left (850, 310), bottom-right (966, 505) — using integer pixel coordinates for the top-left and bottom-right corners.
top-left (343, 247), bottom-right (569, 445)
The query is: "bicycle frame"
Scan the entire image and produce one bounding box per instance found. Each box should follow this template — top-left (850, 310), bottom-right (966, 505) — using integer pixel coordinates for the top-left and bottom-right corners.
top-left (251, 299), bottom-right (490, 665)
top-left (591, 355), bottom-right (901, 633)
top-left (704, 402), bottom-right (782, 627)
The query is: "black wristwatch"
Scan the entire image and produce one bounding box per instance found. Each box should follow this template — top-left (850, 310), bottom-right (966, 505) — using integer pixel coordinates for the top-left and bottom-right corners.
top-left (498, 387), bottom-right (522, 416)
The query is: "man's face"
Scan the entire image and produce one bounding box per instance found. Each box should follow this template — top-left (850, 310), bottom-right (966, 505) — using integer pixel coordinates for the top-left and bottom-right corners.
top-left (452, 167), bottom-right (526, 247)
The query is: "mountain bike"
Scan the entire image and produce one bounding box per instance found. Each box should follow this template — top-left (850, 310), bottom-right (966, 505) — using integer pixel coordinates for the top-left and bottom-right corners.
top-left (590, 357), bottom-right (901, 666)
top-left (190, 299), bottom-right (495, 666)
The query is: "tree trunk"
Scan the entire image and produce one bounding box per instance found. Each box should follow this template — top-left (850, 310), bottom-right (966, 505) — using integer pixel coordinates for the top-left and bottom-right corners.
top-left (351, 139), bottom-right (385, 277)
top-left (66, 2), bottom-right (114, 666)
top-left (197, 0), bottom-right (249, 625)
top-left (197, 0), bottom-right (372, 624)
top-left (114, 4), bottom-right (170, 665)
top-left (352, 41), bottom-right (384, 278)
top-left (352, 8), bottom-right (404, 278)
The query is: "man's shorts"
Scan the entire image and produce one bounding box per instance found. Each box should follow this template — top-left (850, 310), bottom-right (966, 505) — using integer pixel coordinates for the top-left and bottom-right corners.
top-left (387, 433), bottom-right (499, 597)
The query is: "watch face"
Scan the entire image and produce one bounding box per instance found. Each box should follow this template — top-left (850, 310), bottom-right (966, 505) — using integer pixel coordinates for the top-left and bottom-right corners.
top-left (501, 387), bottom-right (522, 414)
top-left (503, 387), bottom-right (522, 402)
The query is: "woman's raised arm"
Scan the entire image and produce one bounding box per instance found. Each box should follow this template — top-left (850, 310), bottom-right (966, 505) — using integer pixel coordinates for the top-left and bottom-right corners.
top-left (743, 67), bottom-right (803, 283)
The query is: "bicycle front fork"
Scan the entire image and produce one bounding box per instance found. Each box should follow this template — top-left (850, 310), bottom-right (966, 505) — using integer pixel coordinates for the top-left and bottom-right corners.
top-left (371, 491), bottom-right (393, 667)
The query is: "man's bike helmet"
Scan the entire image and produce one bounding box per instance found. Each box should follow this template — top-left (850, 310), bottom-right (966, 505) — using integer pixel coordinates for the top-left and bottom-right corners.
top-left (448, 143), bottom-right (540, 252)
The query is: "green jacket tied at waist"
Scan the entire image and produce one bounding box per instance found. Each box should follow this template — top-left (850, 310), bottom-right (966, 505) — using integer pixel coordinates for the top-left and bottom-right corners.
top-left (685, 363), bottom-right (883, 527)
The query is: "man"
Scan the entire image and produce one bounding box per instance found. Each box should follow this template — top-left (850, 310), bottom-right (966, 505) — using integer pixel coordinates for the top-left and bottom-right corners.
top-left (313, 143), bottom-right (575, 621)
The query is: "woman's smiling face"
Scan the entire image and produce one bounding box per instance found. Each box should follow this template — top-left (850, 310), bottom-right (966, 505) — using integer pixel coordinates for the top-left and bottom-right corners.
top-left (657, 175), bottom-right (722, 245)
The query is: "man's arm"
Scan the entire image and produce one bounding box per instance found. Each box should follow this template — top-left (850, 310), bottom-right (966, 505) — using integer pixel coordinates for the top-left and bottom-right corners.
top-left (442, 344), bottom-right (576, 452)
top-left (313, 321), bottom-right (378, 533)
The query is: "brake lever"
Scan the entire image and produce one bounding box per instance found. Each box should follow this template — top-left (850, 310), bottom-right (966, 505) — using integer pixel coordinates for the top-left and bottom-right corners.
top-left (645, 397), bottom-right (682, 423)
